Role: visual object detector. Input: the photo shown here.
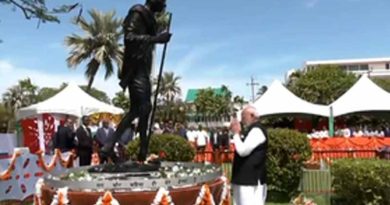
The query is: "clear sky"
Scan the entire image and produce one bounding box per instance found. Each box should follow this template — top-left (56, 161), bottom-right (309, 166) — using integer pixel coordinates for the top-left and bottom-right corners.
top-left (1, 0), bottom-right (390, 101)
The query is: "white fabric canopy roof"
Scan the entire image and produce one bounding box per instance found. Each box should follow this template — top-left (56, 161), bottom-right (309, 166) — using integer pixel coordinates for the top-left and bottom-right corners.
top-left (252, 80), bottom-right (329, 117)
top-left (331, 75), bottom-right (390, 117)
top-left (17, 83), bottom-right (124, 119)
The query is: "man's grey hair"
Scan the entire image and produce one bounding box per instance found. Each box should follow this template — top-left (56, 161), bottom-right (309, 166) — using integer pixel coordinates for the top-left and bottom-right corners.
top-left (244, 104), bottom-right (261, 118)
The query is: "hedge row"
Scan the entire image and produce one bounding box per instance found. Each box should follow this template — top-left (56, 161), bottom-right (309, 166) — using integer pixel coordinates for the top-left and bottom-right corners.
top-left (332, 159), bottom-right (390, 205)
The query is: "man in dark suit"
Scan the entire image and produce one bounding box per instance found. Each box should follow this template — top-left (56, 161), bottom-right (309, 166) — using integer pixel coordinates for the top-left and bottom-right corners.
top-left (95, 120), bottom-right (114, 148)
top-left (54, 118), bottom-right (75, 153)
top-left (218, 127), bottom-right (230, 150)
top-left (76, 116), bottom-right (93, 166)
top-left (209, 128), bottom-right (220, 150)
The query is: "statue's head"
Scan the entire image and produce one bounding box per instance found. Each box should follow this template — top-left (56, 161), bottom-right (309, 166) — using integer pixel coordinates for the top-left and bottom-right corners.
top-left (146, 0), bottom-right (166, 13)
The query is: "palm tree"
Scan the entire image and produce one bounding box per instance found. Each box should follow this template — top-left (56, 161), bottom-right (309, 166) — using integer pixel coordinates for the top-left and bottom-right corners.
top-left (233, 95), bottom-right (245, 111)
top-left (65, 9), bottom-right (123, 91)
top-left (2, 78), bottom-right (38, 113)
top-left (156, 72), bottom-right (181, 103)
top-left (257, 85), bottom-right (268, 98)
top-left (218, 85), bottom-right (233, 117)
top-left (112, 91), bottom-right (130, 111)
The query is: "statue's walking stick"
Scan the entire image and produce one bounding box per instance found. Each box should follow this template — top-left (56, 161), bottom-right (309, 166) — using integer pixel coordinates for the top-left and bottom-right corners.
top-left (148, 13), bottom-right (173, 139)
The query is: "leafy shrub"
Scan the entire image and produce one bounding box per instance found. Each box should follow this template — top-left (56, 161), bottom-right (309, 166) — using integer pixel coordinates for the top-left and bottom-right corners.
top-left (267, 128), bottom-right (312, 198)
top-left (127, 134), bottom-right (195, 162)
top-left (332, 159), bottom-right (390, 205)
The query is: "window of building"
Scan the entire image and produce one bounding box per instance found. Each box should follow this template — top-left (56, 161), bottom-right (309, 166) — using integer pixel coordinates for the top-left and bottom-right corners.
top-left (360, 64), bottom-right (369, 71)
top-left (349, 65), bottom-right (359, 71)
top-left (386, 63), bottom-right (389, 70)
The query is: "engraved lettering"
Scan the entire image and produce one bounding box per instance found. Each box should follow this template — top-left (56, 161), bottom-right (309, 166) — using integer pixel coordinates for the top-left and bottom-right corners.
top-left (96, 183), bottom-right (104, 188)
top-left (165, 180), bottom-right (171, 185)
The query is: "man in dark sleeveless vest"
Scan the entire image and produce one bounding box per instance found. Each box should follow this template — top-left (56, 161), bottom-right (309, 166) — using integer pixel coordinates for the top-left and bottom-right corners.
top-left (101, 0), bottom-right (172, 162)
top-left (231, 105), bottom-right (268, 205)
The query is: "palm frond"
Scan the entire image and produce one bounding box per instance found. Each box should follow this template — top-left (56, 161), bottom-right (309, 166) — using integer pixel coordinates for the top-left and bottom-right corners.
top-left (65, 9), bottom-right (123, 87)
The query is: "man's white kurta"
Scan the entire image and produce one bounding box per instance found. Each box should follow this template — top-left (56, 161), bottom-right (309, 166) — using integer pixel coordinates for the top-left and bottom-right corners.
top-left (232, 128), bottom-right (267, 205)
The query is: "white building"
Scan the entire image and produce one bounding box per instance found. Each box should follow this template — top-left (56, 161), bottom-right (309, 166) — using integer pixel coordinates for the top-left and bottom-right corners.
top-left (304, 57), bottom-right (390, 78)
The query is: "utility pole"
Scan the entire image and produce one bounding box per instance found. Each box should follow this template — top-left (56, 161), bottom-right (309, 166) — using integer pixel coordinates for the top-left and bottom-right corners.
top-left (246, 76), bottom-right (259, 103)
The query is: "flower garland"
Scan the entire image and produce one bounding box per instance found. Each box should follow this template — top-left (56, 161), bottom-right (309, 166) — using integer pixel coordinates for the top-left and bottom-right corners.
top-left (51, 187), bottom-right (69, 205)
top-left (0, 150), bottom-right (21, 180)
top-left (95, 191), bottom-right (120, 205)
top-left (37, 149), bottom-right (75, 172)
top-left (218, 177), bottom-right (230, 205)
top-left (57, 149), bottom-right (76, 168)
top-left (151, 187), bottom-right (174, 205)
top-left (0, 149), bottom-right (75, 181)
top-left (194, 184), bottom-right (215, 205)
top-left (34, 178), bottom-right (44, 205)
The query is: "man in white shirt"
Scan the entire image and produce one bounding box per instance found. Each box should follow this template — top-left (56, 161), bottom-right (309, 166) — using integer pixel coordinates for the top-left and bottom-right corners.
top-left (196, 125), bottom-right (209, 151)
top-left (343, 127), bottom-right (351, 138)
top-left (231, 105), bottom-right (267, 205)
top-left (186, 126), bottom-right (196, 144)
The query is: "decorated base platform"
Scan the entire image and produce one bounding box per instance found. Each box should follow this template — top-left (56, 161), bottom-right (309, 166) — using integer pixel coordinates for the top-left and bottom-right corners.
top-left (36, 162), bottom-right (230, 205)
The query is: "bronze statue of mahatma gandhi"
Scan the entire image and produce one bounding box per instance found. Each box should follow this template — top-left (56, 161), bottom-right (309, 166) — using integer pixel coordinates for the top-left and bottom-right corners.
top-left (100, 0), bottom-right (172, 162)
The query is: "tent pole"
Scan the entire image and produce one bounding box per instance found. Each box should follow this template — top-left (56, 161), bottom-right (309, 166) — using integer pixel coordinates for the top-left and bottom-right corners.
top-left (329, 106), bottom-right (334, 137)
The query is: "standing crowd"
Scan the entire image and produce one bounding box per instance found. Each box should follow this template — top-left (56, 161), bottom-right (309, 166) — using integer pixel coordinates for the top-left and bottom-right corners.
top-left (308, 125), bottom-right (390, 138)
top-left (53, 116), bottom-right (235, 166)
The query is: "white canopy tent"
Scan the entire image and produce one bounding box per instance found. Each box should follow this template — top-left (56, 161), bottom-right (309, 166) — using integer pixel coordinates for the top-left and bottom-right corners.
top-left (252, 80), bottom-right (329, 117)
top-left (17, 83), bottom-right (124, 120)
top-left (330, 75), bottom-right (390, 117)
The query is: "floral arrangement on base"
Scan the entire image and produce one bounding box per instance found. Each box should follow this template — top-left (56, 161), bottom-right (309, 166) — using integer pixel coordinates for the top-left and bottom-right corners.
top-left (218, 176), bottom-right (230, 205)
top-left (151, 187), bottom-right (174, 205)
top-left (291, 194), bottom-right (317, 205)
top-left (95, 191), bottom-right (120, 205)
top-left (34, 178), bottom-right (44, 205)
top-left (50, 187), bottom-right (69, 205)
top-left (194, 184), bottom-right (215, 205)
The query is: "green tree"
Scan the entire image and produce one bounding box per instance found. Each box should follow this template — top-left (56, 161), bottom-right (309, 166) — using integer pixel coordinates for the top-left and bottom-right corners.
top-left (79, 86), bottom-right (110, 104)
top-left (112, 91), bottom-right (130, 111)
top-left (194, 88), bottom-right (216, 118)
top-left (216, 85), bottom-right (233, 116)
top-left (0, 103), bottom-right (13, 133)
top-left (2, 78), bottom-right (38, 113)
top-left (372, 78), bottom-right (390, 93)
top-left (37, 87), bottom-right (61, 102)
top-left (156, 71), bottom-right (181, 103)
top-left (35, 83), bottom-right (111, 104)
top-left (0, 1), bottom-right (81, 24)
top-left (285, 70), bottom-right (303, 88)
top-left (65, 9), bottom-right (123, 91)
top-left (156, 100), bottom-right (187, 123)
top-left (287, 65), bottom-right (357, 105)
top-left (194, 86), bottom-right (233, 120)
